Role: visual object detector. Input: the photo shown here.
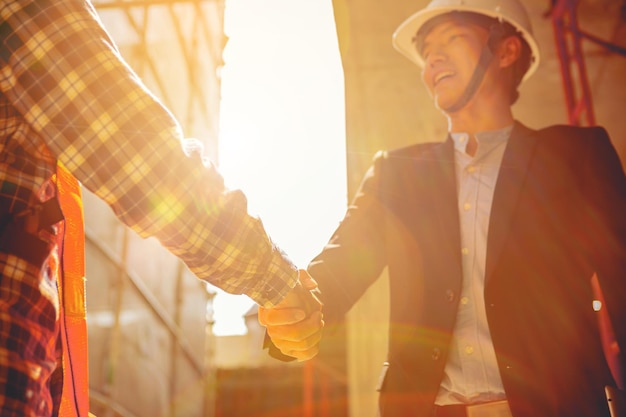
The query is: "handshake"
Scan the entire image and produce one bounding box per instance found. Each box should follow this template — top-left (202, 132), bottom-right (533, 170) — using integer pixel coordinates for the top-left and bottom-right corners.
top-left (258, 269), bottom-right (324, 361)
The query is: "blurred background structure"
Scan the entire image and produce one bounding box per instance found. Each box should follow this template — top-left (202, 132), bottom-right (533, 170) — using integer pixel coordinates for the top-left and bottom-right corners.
top-left (86, 1), bottom-right (346, 416)
top-left (87, 2), bottom-right (224, 417)
top-left (84, 0), bottom-right (625, 416)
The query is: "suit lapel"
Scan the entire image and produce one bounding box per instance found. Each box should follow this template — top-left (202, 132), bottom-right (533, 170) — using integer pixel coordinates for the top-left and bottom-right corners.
top-left (419, 137), bottom-right (463, 282)
top-left (435, 138), bottom-right (462, 260)
top-left (485, 122), bottom-right (540, 283)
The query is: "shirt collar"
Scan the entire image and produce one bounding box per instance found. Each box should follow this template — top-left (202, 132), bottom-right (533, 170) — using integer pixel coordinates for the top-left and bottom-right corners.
top-left (450, 125), bottom-right (514, 155)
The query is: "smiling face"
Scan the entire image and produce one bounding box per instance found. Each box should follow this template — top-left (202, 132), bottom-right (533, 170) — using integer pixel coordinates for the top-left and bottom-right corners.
top-left (419, 17), bottom-right (491, 112)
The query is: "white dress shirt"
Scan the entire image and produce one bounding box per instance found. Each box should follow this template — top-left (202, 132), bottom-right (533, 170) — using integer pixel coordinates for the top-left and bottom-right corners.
top-left (435, 126), bottom-right (513, 405)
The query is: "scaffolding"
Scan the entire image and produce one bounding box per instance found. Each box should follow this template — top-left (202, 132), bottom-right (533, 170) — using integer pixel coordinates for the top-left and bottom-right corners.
top-left (550, 0), bottom-right (626, 126)
top-left (93, 0), bottom-right (226, 147)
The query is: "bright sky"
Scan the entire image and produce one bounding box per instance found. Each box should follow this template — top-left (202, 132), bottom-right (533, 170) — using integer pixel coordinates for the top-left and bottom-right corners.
top-left (212, 0), bottom-right (346, 335)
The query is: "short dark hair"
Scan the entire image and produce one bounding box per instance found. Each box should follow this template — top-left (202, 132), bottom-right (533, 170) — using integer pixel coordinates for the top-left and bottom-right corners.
top-left (414, 11), bottom-right (532, 104)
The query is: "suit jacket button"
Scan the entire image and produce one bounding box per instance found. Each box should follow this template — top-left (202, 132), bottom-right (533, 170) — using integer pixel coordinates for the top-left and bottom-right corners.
top-left (446, 289), bottom-right (455, 302)
top-left (432, 348), bottom-right (441, 361)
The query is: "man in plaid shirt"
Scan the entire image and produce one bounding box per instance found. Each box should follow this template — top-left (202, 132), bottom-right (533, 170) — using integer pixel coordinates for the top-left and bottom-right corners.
top-left (0, 1), bottom-right (323, 415)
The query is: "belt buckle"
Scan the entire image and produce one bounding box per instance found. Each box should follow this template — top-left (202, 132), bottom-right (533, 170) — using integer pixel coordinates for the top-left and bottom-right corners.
top-left (466, 400), bottom-right (512, 417)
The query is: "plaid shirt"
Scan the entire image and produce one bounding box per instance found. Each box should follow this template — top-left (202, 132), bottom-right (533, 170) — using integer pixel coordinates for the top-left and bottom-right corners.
top-left (0, 0), bottom-right (297, 414)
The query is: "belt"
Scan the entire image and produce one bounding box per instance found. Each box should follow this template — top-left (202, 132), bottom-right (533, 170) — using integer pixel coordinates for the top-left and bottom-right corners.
top-left (434, 400), bottom-right (512, 417)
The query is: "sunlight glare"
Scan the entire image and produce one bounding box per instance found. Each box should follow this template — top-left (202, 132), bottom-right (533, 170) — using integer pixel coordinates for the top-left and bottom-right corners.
top-left (211, 0), bottom-right (346, 336)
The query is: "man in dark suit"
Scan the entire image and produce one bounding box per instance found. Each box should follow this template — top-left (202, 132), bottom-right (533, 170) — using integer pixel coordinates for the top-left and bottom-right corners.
top-left (259, 0), bottom-right (626, 416)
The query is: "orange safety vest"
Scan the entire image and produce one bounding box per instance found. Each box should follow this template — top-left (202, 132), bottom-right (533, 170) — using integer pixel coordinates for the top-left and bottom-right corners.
top-left (55, 163), bottom-right (90, 417)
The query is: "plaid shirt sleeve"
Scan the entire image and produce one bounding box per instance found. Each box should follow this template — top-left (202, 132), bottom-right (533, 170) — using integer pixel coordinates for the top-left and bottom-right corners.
top-left (0, 0), bottom-right (297, 307)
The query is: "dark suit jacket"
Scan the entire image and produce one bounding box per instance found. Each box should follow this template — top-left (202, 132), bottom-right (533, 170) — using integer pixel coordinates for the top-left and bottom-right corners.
top-left (308, 122), bottom-right (626, 417)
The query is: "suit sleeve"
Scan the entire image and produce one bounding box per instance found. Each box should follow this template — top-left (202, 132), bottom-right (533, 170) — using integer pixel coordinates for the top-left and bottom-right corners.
top-left (307, 151), bottom-right (391, 324)
top-left (263, 151), bottom-right (391, 361)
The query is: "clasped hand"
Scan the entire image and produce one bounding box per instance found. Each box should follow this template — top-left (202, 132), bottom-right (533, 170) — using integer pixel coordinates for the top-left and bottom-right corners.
top-left (258, 269), bottom-right (324, 361)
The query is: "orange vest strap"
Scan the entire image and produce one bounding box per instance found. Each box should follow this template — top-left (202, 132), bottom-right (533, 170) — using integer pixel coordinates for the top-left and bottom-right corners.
top-left (56, 163), bottom-right (90, 417)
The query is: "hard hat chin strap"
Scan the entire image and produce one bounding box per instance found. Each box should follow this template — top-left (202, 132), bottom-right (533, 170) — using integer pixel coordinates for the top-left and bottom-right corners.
top-left (442, 23), bottom-right (506, 113)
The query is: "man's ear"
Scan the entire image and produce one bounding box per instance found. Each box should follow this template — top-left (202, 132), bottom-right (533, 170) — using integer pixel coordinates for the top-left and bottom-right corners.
top-left (498, 35), bottom-right (522, 69)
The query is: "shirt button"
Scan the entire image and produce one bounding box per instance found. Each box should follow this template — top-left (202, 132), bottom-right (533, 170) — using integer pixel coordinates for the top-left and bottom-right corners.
top-left (465, 345), bottom-right (474, 355)
top-left (467, 166), bottom-right (476, 173)
top-left (432, 348), bottom-right (441, 361)
top-left (463, 203), bottom-right (471, 211)
top-left (461, 296), bottom-right (469, 305)
top-left (461, 247), bottom-right (469, 255)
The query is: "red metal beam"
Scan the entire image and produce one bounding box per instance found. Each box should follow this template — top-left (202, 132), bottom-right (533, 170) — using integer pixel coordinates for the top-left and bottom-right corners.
top-left (551, 0), bottom-right (596, 126)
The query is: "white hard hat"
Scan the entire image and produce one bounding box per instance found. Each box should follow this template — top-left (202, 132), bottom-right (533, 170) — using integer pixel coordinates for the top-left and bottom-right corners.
top-left (392, 0), bottom-right (540, 82)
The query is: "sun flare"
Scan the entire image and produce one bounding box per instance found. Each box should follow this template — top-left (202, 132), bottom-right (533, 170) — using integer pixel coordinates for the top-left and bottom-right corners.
top-left (212, 0), bottom-right (346, 336)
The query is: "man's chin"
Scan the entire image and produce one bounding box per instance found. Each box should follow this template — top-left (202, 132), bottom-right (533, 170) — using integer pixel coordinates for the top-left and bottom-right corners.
top-left (434, 91), bottom-right (467, 114)
top-left (434, 96), bottom-right (455, 113)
